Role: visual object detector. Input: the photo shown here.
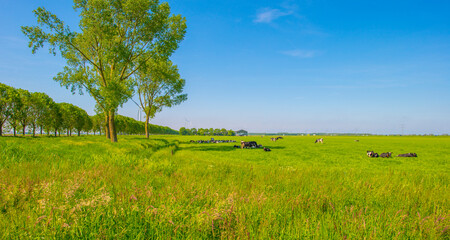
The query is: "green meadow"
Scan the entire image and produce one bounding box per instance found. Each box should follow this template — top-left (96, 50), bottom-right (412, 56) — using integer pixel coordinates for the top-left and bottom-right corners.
top-left (0, 135), bottom-right (449, 239)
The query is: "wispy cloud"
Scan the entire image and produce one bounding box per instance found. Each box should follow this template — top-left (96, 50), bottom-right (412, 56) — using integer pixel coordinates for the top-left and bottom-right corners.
top-left (254, 7), bottom-right (294, 23)
top-left (280, 49), bottom-right (322, 58)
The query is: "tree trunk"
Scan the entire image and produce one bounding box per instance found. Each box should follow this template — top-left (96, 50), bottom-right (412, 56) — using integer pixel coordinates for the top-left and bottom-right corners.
top-left (55, 129), bottom-right (57, 137)
top-left (78, 130), bottom-right (81, 136)
top-left (32, 124), bottom-right (36, 137)
top-left (22, 125), bottom-right (26, 136)
top-left (0, 124), bottom-right (2, 136)
top-left (40, 127), bottom-right (43, 135)
top-left (108, 110), bottom-right (118, 142)
top-left (105, 114), bottom-right (110, 139)
top-left (14, 127), bottom-right (16, 137)
top-left (145, 114), bottom-right (150, 139)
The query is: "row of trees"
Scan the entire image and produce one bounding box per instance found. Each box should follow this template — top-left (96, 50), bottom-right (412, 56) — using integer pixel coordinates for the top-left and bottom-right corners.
top-left (0, 83), bottom-right (91, 137)
top-left (179, 127), bottom-right (235, 136)
top-left (0, 83), bottom-right (178, 136)
top-left (22, 0), bottom-right (187, 142)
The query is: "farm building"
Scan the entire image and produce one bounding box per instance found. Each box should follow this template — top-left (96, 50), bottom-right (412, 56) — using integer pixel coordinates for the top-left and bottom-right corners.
top-left (236, 129), bottom-right (248, 136)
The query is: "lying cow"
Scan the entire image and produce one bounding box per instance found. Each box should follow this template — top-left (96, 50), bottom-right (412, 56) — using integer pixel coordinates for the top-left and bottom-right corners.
top-left (367, 151), bottom-right (379, 158)
top-left (264, 147), bottom-right (271, 152)
top-left (241, 141), bottom-right (258, 149)
top-left (233, 145), bottom-right (240, 148)
top-left (315, 138), bottom-right (324, 143)
top-left (380, 152), bottom-right (392, 158)
top-left (397, 153), bottom-right (418, 157)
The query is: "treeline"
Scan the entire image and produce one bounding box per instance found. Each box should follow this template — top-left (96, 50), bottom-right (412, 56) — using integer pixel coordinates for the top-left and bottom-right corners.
top-left (0, 83), bottom-right (177, 136)
top-left (179, 127), bottom-right (235, 136)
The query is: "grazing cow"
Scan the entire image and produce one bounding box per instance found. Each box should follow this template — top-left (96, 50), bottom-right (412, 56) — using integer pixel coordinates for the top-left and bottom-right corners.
top-left (354, 140), bottom-right (359, 142)
top-left (264, 147), bottom-right (271, 152)
top-left (315, 138), bottom-right (324, 143)
top-left (380, 152), bottom-right (392, 158)
top-left (276, 137), bottom-right (283, 140)
top-left (367, 151), bottom-right (379, 158)
top-left (397, 153), bottom-right (418, 157)
top-left (271, 138), bottom-right (277, 142)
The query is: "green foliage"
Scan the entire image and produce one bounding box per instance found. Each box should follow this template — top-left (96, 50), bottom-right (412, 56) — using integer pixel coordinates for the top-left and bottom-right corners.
top-left (0, 135), bottom-right (448, 239)
top-left (22, 0), bottom-right (187, 142)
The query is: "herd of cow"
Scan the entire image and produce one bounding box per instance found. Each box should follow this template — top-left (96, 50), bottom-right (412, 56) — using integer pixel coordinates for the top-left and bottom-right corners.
top-left (367, 151), bottom-right (418, 158)
top-left (188, 137), bottom-right (418, 156)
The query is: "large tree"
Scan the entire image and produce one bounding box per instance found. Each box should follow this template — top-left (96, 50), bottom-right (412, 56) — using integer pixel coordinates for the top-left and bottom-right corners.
top-left (137, 59), bottom-right (187, 138)
top-left (22, 0), bottom-right (187, 142)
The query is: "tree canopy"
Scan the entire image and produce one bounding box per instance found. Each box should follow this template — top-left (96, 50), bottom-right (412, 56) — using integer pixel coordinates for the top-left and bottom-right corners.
top-left (22, 0), bottom-right (187, 142)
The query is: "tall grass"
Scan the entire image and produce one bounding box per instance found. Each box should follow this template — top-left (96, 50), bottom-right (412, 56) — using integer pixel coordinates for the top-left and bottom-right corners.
top-left (0, 135), bottom-right (449, 239)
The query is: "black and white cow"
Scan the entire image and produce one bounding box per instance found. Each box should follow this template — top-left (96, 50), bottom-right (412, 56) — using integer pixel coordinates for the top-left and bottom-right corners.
top-left (380, 152), bottom-right (392, 158)
top-left (315, 138), bottom-right (324, 143)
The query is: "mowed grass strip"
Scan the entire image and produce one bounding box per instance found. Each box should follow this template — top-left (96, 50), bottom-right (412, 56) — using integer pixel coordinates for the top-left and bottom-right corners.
top-left (0, 135), bottom-right (449, 239)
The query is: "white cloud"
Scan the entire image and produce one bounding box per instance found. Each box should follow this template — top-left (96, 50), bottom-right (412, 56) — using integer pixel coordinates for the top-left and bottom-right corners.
top-left (254, 8), bottom-right (294, 23)
top-left (280, 49), bottom-right (321, 58)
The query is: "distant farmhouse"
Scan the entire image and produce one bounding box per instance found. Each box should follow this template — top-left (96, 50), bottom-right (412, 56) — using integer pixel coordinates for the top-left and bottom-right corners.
top-left (236, 129), bottom-right (248, 136)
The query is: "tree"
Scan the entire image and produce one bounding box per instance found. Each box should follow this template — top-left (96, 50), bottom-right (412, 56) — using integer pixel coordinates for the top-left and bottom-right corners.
top-left (227, 130), bottom-right (235, 136)
top-left (29, 92), bottom-right (53, 137)
top-left (73, 105), bottom-right (89, 136)
top-left (6, 88), bottom-right (22, 137)
top-left (136, 57), bottom-right (187, 138)
top-left (0, 83), bottom-right (12, 136)
top-left (22, 0), bottom-right (187, 142)
top-left (17, 89), bottom-right (32, 136)
top-left (179, 127), bottom-right (188, 135)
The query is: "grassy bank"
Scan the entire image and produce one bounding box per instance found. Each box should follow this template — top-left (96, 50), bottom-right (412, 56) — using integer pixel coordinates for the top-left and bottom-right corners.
top-left (0, 135), bottom-right (449, 239)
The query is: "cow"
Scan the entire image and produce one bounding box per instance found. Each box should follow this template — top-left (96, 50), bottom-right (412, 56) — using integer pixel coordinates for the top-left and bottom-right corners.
top-left (397, 153), bottom-right (418, 157)
top-left (367, 151), bottom-right (379, 158)
top-left (241, 141), bottom-right (258, 149)
top-left (380, 152), bottom-right (392, 158)
top-left (233, 145), bottom-right (240, 148)
top-left (270, 138), bottom-right (277, 142)
top-left (276, 137), bottom-right (283, 140)
top-left (315, 138), bottom-right (324, 143)
top-left (354, 140), bottom-right (359, 142)
top-left (264, 147), bottom-right (271, 152)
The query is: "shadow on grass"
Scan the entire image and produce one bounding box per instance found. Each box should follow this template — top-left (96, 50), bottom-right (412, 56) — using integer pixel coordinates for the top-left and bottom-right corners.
top-left (182, 145), bottom-right (286, 152)
top-left (182, 145), bottom-right (237, 152)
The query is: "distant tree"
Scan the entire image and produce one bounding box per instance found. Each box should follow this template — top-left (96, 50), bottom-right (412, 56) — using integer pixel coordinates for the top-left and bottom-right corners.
top-left (7, 88), bottom-right (22, 137)
top-left (214, 128), bottom-right (221, 136)
top-left (0, 83), bottom-right (12, 136)
top-left (221, 128), bottom-right (228, 136)
top-left (227, 130), bottom-right (235, 136)
top-left (179, 127), bottom-right (189, 135)
top-left (29, 92), bottom-right (53, 137)
top-left (17, 89), bottom-right (32, 136)
top-left (209, 128), bottom-right (214, 136)
top-left (190, 128), bottom-right (197, 135)
top-left (198, 128), bottom-right (205, 136)
top-left (73, 105), bottom-right (89, 136)
top-left (23, 0), bottom-right (187, 142)
top-left (83, 115), bottom-right (93, 135)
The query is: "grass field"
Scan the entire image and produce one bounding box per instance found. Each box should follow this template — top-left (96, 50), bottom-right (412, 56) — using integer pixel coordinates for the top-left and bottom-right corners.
top-left (0, 135), bottom-right (449, 239)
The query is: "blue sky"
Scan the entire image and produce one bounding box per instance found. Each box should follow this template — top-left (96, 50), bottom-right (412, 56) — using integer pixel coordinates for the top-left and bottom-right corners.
top-left (0, 0), bottom-right (449, 134)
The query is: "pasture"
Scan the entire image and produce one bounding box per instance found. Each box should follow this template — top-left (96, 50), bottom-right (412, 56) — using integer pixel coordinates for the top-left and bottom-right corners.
top-left (0, 135), bottom-right (449, 239)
